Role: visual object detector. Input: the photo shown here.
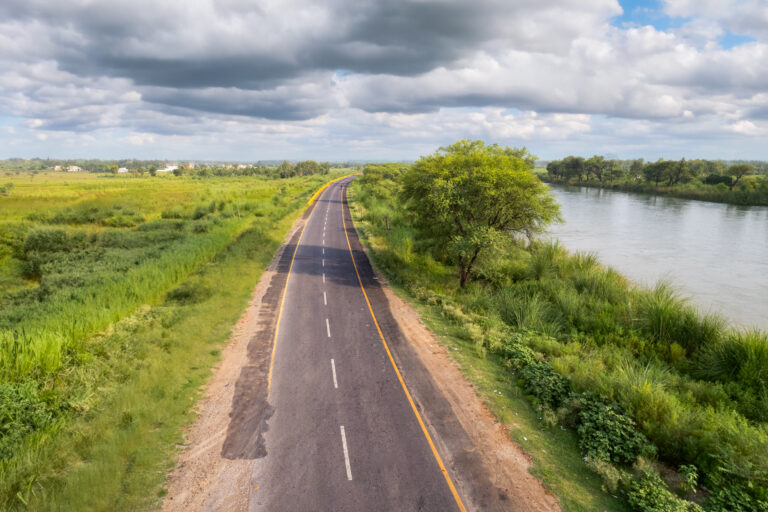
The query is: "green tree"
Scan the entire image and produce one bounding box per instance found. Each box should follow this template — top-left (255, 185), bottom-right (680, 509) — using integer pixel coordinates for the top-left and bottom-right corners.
top-left (629, 159), bottom-right (645, 181)
top-left (108, 164), bottom-right (118, 175)
top-left (727, 163), bottom-right (755, 190)
top-left (607, 160), bottom-right (624, 185)
top-left (586, 155), bottom-right (608, 183)
top-left (277, 161), bottom-right (294, 178)
top-left (400, 140), bottom-right (560, 287)
top-left (666, 158), bottom-right (692, 186)
top-left (295, 160), bottom-right (320, 176)
top-left (546, 160), bottom-right (565, 181)
top-left (562, 156), bottom-right (586, 182)
top-left (643, 160), bottom-right (675, 187)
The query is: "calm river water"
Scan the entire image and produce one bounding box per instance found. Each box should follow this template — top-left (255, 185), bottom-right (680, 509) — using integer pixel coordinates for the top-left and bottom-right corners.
top-left (546, 185), bottom-right (768, 330)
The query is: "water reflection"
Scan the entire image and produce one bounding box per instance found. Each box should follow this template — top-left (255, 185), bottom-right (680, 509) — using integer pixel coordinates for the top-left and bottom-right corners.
top-left (546, 185), bottom-right (768, 330)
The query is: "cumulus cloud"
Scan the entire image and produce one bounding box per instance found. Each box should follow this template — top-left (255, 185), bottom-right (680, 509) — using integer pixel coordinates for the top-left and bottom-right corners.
top-left (663, 0), bottom-right (768, 41)
top-left (0, 0), bottom-right (766, 158)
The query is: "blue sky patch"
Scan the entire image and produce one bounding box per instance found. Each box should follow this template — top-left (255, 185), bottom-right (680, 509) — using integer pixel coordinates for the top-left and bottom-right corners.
top-left (615, 0), bottom-right (754, 49)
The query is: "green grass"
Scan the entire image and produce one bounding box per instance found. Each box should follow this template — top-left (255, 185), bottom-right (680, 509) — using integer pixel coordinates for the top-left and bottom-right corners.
top-left (417, 302), bottom-right (631, 512)
top-left (0, 171), bottom-right (341, 509)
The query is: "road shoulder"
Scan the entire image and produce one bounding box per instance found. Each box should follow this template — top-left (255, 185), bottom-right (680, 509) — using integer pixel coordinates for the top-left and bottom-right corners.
top-left (161, 212), bottom-right (309, 511)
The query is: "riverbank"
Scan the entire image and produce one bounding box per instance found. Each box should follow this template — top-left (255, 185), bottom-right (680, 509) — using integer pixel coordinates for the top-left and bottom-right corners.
top-left (539, 177), bottom-right (768, 207)
top-left (349, 167), bottom-right (768, 512)
top-left (545, 183), bottom-right (768, 331)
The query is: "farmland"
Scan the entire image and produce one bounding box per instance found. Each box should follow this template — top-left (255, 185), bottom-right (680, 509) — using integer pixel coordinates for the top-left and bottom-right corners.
top-left (0, 171), bottom-right (337, 509)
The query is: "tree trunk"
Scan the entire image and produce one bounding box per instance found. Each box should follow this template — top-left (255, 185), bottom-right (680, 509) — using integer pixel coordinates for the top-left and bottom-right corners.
top-left (459, 267), bottom-right (471, 287)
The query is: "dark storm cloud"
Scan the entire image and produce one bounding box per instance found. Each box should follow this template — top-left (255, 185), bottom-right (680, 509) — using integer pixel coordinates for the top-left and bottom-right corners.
top-left (2, 0), bottom-right (517, 88)
top-left (141, 84), bottom-right (335, 121)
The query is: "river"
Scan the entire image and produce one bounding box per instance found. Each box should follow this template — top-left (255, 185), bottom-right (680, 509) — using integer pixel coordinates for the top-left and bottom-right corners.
top-left (545, 185), bottom-right (768, 330)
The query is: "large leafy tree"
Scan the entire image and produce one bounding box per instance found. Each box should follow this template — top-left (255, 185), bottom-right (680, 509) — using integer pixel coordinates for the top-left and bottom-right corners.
top-left (400, 140), bottom-right (560, 287)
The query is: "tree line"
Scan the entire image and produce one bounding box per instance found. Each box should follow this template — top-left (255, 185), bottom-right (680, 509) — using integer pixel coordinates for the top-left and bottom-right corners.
top-left (544, 156), bottom-right (768, 206)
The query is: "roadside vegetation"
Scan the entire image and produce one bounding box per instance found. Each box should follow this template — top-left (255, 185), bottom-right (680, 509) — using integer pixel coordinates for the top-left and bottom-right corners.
top-left (0, 169), bottom-right (339, 509)
top-left (542, 156), bottom-right (768, 206)
top-left (349, 141), bottom-right (768, 512)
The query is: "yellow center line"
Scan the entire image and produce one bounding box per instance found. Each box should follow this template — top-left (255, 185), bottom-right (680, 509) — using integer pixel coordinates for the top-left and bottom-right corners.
top-left (267, 174), bottom-right (357, 395)
top-left (340, 183), bottom-right (467, 512)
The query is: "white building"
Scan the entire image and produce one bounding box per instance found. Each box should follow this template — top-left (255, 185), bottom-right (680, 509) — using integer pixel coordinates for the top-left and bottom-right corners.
top-left (66, 165), bottom-right (83, 172)
top-left (117, 167), bottom-right (129, 174)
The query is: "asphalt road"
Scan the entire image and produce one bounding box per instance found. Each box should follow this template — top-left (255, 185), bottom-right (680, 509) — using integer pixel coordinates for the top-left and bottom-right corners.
top-left (246, 177), bottom-right (498, 511)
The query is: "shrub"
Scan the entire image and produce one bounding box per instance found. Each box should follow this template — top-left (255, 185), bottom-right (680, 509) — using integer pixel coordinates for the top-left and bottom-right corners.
top-left (502, 338), bottom-right (539, 368)
top-left (495, 289), bottom-right (564, 336)
top-left (519, 362), bottom-right (571, 408)
top-left (19, 257), bottom-right (43, 280)
top-left (696, 330), bottom-right (768, 392)
top-left (577, 393), bottom-right (655, 464)
top-left (585, 457), bottom-right (631, 494)
top-left (192, 205), bottom-right (209, 220)
top-left (634, 283), bottom-right (724, 354)
top-left (161, 207), bottom-right (186, 219)
top-left (678, 464), bottom-right (698, 495)
top-left (166, 281), bottom-right (210, 305)
top-left (705, 483), bottom-right (768, 512)
top-left (23, 228), bottom-right (84, 253)
top-left (192, 220), bottom-right (210, 233)
top-left (0, 382), bottom-right (57, 460)
top-left (628, 470), bottom-right (703, 512)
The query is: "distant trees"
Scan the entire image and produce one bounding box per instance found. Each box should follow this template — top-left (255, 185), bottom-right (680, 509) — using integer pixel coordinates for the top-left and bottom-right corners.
top-left (401, 140), bottom-right (560, 287)
top-left (279, 160), bottom-right (331, 178)
top-left (547, 156), bottom-right (760, 191)
top-left (727, 163), bottom-right (755, 190)
top-left (585, 156), bottom-right (607, 182)
top-left (541, 155), bottom-right (768, 205)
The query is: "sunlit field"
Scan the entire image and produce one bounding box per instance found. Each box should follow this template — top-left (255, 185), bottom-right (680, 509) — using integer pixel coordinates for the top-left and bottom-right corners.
top-left (0, 171), bottom-right (337, 509)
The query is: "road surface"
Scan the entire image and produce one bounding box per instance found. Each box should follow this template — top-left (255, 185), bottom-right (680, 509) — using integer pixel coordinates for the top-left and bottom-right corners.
top-left (226, 176), bottom-right (504, 511)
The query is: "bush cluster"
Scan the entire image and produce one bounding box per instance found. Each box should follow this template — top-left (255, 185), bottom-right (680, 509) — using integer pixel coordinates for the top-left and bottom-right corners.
top-left (628, 470), bottom-right (704, 512)
top-left (0, 382), bottom-right (58, 460)
top-left (576, 395), bottom-right (654, 464)
top-left (505, 336), bottom-right (653, 465)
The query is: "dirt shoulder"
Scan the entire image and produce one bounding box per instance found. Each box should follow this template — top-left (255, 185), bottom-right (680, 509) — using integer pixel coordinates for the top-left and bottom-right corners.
top-left (162, 214), bottom-right (306, 511)
top-left (380, 283), bottom-right (561, 511)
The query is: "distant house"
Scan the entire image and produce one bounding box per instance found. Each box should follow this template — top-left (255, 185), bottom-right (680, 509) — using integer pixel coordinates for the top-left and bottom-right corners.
top-left (52, 165), bottom-right (62, 171)
top-left (157, 164), bottom-right (179, 173)
top-left (237, 164), bottom-right (249, 170)
top-left (66, 165), bottom-right (83, 172)
top-left (117, 167), bottom-right (129, 174)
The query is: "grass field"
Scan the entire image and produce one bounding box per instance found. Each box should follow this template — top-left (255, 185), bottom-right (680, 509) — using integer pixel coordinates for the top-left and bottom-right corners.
top-left (0, 171), bottom-right (340, 509)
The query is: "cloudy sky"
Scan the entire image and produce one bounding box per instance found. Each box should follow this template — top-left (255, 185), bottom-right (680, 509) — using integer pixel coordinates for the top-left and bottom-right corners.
top-left (1, 0), bottom-right (767, 161)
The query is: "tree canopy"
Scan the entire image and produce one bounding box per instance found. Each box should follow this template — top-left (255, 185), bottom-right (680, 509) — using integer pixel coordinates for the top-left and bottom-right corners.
top-left (400, 140), bottom-right (560, 286)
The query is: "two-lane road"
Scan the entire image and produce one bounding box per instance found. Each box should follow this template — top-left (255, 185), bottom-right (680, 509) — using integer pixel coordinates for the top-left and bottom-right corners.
top-left (249, 177), bottom-right (465, 511)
